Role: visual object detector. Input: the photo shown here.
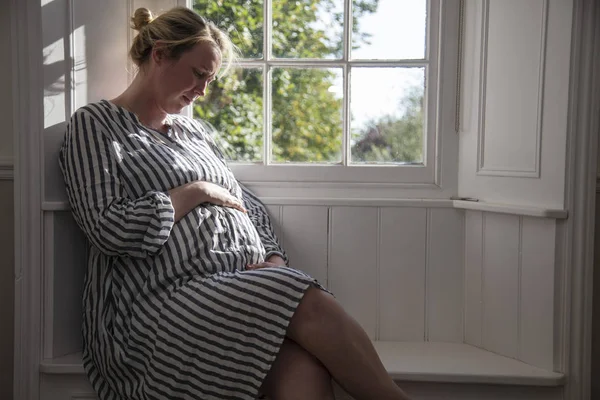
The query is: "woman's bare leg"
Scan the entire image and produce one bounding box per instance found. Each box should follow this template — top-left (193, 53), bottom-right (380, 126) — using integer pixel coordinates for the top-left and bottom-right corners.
top-left (286, 287), bottom-right (411, 400)
top-left (261, 338), bottom-right (335, 400)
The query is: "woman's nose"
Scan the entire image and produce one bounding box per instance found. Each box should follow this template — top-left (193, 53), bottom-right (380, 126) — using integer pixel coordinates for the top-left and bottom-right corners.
top-left (195, 79), bottom-right (208, 97)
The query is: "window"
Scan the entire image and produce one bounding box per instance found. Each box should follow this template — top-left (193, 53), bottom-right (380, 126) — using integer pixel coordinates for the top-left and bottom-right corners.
top-left (191, 0), bottom-right (459, 193)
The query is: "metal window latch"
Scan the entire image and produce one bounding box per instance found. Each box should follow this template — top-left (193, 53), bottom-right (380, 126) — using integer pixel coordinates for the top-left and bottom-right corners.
top-left (450, 196), bottom-right (479, 202)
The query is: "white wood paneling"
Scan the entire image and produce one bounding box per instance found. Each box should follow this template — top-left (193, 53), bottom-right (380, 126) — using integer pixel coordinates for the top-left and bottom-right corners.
top-left (426, 208), bottom-right (464, 342)
top-left (265, 205), bottom-right (283, 247)
top-left (329, 207), bottom-right (378, 339)
top-left (0, 0), bottom-right (14, 159)
top-left (44, 122), bottom-right (69, 203)
top-left (482, 213), bottom-right (519, 358)
top-left (48, 212), bottom-right (87, 358)
top-left (465, 211), bottom-right (558, 367)
top-left (379, 208), bottom-right (426, 341)
top-left (477, 0), bottom-right (547, 177)
top-left (520, 217), bottom-right (555, 370)
top-left (42, 0), bottom-right (68, 129)
top-left (280, 206), bottom-right (329, 287)
top-left (464, 210), bottom-right (483, 347)
top-left (458, 0), bottom-right (574, 209)
top-left (72, 0), bottom-right (130, 107)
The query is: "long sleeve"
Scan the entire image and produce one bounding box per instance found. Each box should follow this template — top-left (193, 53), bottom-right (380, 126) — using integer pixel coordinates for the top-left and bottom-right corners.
top-left (239, 183), bottom-right (289, 266)
top-left (59, 108), bottom-right (175, 259)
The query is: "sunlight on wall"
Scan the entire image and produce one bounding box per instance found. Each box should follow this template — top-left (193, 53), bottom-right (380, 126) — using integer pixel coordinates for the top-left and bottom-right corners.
top-left (43, 37), bottom-right (66, 129)
top-left (72, 25), bottom-right (87, 111)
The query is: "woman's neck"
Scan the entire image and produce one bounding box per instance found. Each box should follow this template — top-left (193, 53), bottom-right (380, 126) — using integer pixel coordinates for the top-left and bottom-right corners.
top-left (111, 73), bottom-right (170, 133)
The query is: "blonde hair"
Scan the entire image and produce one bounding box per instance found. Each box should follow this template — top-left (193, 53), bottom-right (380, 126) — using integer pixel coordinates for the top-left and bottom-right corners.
top-left (130, 6), bottom-right (238, 76)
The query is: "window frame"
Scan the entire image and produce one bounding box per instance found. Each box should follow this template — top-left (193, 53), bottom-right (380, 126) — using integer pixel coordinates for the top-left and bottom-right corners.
top-left (187, 0), bottom-right (461, 197)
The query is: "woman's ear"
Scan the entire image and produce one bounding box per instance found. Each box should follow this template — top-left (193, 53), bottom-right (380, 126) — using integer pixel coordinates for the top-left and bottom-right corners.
top-left (151, 41), bottom-right (168, 65)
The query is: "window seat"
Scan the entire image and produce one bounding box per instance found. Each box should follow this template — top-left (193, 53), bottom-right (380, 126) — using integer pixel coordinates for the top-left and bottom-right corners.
top-left (40, 341), bottom-right (565, 387)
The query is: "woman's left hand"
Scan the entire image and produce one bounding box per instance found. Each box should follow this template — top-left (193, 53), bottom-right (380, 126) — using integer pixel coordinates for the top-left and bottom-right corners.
top-left (246, 255), bottom-right (286, 270)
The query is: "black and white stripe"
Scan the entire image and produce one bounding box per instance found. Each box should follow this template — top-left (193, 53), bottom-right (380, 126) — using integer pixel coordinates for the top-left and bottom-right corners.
top-left (59, 100), bottom-right (325, 400)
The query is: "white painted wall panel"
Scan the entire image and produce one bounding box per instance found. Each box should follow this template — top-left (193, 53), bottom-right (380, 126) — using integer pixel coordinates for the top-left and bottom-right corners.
top-left (42, 0), bottom-right (68, 129)
top-left (458, 0), bottom-right (574, 208)
top-left (464, 210), bottom-right (483, 347)
top-left (50, 212), bottom-right (87, 358)
top-left (329, 207), bottom-right (378, 339)
top-left (479, 0), bottom-right (545, 175)
top-left (520, 217), bottom-right (555, 370)
top-left (482, 213), bottom-right (519, 358)
top-left (72, 0), bottom-right (130, 108)
top-left (280, 206), bottom-right (329, 287)
top-left (0, 1), bottom-right (14, 159)
top-left (134, 0), bottom-right (178, 14)
top-left (379, 208), bottom-right (426, 342)
top-left (265, 205), bottom-right (283, 247)
top-left (427, 209), bottom-right (464, 342)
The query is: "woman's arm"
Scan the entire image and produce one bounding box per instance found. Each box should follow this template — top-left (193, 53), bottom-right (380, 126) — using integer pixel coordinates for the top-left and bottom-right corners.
top-left (60, 108), bottom-right (177, 259)
top-left (239, 182), bottom-right (289, 266)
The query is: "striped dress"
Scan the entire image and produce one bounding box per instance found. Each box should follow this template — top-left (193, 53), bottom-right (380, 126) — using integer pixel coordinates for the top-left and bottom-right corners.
top-left (59, 100), bottom-right (326, 400)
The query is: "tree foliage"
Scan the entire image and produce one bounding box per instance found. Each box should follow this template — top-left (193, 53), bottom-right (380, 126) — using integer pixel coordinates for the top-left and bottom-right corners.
top-left (193, 0), bottom-right (422, 164)
top-left (352, 86), bottom-right (423, 163)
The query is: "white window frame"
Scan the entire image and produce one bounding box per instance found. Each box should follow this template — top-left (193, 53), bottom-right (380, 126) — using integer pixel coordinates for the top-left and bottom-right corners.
top-left (185, 0), bottom-right (461, 198)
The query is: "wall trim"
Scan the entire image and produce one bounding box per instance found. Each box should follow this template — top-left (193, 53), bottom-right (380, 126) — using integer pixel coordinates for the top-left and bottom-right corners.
top-left (561, 0), bottom-right (600, 399)
top-left (42, 198), bottom-right (572, 218)
top-left (452, 200), bottom-right (568, 219)
top-left (476, 0), bottom-right (548, 178)
top-left (11, 0), bottom-right (44, 398)
top-left (0, 157), bottom-right (14, 180)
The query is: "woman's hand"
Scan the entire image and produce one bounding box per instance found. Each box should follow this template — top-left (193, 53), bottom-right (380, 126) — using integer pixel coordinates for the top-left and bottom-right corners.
top-left (195, 181), bottom-right (247, 214)
top-left (168, 180), bottom-right (246, 222)
top-left (246, 254), bottom-right (287, 270)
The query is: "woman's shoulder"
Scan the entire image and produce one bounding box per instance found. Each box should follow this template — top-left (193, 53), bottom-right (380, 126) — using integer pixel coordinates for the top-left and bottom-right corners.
top-left (69, 100), bottom-right (118, 126)
top-left (170, 114), bottom-right (214, 138)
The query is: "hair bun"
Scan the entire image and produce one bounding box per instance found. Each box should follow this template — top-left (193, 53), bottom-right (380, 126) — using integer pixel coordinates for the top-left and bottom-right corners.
top-left (131, 7), bottom-right (154, 31)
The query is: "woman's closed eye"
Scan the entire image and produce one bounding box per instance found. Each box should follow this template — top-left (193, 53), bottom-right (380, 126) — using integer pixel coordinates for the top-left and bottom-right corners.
top-left (194, 69), bottom-right (216, 83)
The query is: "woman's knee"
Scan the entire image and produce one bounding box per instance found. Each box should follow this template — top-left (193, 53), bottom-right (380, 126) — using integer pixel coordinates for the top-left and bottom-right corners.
top-left (261, 338), bottom-right (333, 400)
top-left (288, 287), bottom-right (340, 339)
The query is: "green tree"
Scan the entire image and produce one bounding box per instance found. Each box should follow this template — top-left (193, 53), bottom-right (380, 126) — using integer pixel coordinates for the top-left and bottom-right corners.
top-left (351, 86), bottom-right (424, 163)
top-left (192, 0), bottom-right (422, 164)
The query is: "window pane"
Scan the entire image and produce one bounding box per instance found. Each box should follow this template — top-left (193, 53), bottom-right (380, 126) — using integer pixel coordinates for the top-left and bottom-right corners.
top-left (352, 0), bottom-right (427, 60)
top-left (271, 68), bottom-right (343, 163)
top-left (194, 0), bottom-right (264, 58)
top-left (194, 68), bottom-right (264, 162)
top-left (272, 0), bottom-right (343, 59)
top-left (350, 67), bottom-right (425, 164)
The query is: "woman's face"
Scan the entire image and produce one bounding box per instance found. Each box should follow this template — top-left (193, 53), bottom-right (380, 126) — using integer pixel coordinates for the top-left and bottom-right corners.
top-left (153, 41), bottom-right (221, 114)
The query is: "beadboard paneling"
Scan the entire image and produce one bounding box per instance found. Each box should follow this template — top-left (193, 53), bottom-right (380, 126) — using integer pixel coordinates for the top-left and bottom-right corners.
top-left (520, 217), bottom-right (555, 370)
top-left (465, 211), bottom-right (557, 369)
top-left (464, 211), bottom-right (484, 346)
top-left (379, 208), bottom-right (427, 341)
top-left (482, 213), bottom-right (520, 358)
top-left (44, 211), bottom-right (87, 359)
top-left (427, 208), bottom-right (464, 342)
top-left (280, 206), bottom-right (329, 287)
top-left (265, 205), bottom-right (284, 247)
top-left (329, 207), bottom-right (379, 339)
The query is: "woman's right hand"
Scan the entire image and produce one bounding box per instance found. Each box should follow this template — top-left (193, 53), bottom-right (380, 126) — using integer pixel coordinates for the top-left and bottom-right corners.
top-left (194, 181), bottom-right (247, 214)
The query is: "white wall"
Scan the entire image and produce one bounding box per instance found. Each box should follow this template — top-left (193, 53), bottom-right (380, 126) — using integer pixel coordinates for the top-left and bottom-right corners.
top-left (458, 0), bottom-right (573, 209)
top-left (457, 0), bottom-right (575, 371)
top-left (463, 211), bottom-right (557, 370)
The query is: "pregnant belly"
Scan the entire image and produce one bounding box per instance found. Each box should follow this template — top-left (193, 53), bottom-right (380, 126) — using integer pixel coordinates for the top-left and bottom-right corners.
top-left (174, 205), bottom-right (265, 269)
